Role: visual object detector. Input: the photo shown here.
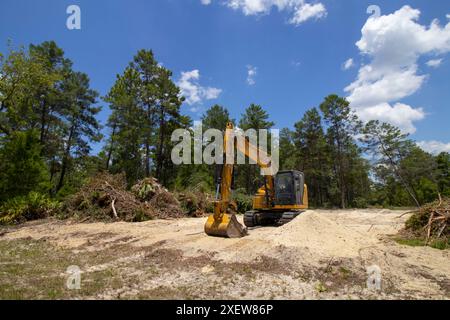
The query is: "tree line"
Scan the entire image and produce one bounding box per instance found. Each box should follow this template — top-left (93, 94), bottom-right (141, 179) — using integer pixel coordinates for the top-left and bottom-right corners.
top-left (0, 41), bottom-right (449, 210)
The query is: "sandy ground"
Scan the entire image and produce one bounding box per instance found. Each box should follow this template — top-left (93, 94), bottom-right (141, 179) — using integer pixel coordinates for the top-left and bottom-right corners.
top-left (1, 209), bottom-right (449, 299)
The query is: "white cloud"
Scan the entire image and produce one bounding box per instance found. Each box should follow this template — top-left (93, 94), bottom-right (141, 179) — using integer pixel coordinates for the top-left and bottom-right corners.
top-left (342, 58), bottom-right (354, 70)
top-left (289, 2), bottom-right (327, 25)
top-left (200, 0), bottom-right (211, 5)
top-left (177, 70), bottom-right (222, 106)
top-left (345, 6), bottom-right (450, 133)
top-left (357, 102), bottom-right (425, 134)
top-left (417, 140), bottom-right (450, 154)
top-left (346, 66), bottom-right (426, 108)
top-left (246, 65), bottom-right (257, 85)
top-left (426, 58), bottom-right (443, 68)
top-left (225, 0), bottom-right (327, 25)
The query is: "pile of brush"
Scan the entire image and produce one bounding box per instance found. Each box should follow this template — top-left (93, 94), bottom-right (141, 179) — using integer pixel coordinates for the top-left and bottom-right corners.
top-left (405, 195), bottom-right (449, 243)
top-left (63, 173), bottom-right (185, 222)
top-left (63, 173), bottom-right (151, 222)
top-left (177, 191), bottom-right (214, 217)
top-left (131, 178), bottom-right (184, 219)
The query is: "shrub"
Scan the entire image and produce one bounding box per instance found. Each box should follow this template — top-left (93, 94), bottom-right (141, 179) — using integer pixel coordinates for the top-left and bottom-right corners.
top-left (233, 189), bottom-right (253, 213)
top-left (177, 190), bottom-right (214, 216)
top-left (352, 197), bottom-right (368, 208)
top-left (0, 192), bottom-right (60, 225)
top-left (0, 130), bottom-right (50, 202)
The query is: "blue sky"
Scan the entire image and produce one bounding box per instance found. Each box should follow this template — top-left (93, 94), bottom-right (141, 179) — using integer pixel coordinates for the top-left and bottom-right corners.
top-left (0, 0), bottom-right (449, 154)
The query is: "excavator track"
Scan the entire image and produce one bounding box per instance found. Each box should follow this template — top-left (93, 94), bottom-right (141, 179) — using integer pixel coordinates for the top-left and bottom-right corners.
top-left (244, 211), bottom-right (258, 227)
top-left (278, 211), bottom-right (304, 225)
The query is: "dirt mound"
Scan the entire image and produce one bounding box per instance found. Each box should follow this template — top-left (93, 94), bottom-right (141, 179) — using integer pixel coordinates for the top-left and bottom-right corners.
top-left (263, 210), bottom-right (376, 257)
top-left (63, 173), bottom-right (185, 221)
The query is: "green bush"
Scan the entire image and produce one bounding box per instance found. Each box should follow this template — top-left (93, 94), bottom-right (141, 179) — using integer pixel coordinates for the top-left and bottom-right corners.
top-left (352, 197), bottom-right (368, 208)
top-left (430, 239), bottom-right (450, 250)
top-left (405, 210), bottom-right (430, 231)
top-left (177, 190), bottom-right (214, 216)
top-left (233, 189), bottom-right (253, 213)
top-left (0, 130), bottom-right (50, 202)
top-left (0, 192), bottom-right (60, 225)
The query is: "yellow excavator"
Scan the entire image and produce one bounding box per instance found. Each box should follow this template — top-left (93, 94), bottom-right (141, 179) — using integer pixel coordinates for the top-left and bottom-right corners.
top-left (204, 122), bottom-right (308, 238)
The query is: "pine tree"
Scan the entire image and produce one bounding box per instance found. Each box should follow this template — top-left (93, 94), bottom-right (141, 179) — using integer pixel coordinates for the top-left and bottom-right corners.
top-left (55, 71), bottom-right (102, 192)
top-left (361, 120), bottom-right (421, 207)
top-left (105, 67), bottom-right (144, 186)
top-left (320, 94), bottom-right (361, 208)
top-left (238, 104), bottom-right (274, 193)
top-left (104, 50), bottom-right (189, 186)
top-left (292, 108), bottom-right (330, 207)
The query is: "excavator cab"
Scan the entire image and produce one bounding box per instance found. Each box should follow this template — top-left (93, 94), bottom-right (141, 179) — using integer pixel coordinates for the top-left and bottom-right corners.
top-left (274, 171), bottom-right (305, 206)
top-left (245, 170), bottom-right (308, 227)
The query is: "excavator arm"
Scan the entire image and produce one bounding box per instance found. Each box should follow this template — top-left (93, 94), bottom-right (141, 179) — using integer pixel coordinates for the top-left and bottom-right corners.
top-left (204, 122), bottom-right (274, 238)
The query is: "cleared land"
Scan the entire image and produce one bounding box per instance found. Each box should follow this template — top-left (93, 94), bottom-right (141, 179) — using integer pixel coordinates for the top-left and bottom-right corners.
top-left (0, 209), bottom-right (449, 300)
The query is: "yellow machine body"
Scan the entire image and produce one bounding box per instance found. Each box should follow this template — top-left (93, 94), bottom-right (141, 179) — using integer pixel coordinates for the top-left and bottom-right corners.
top-left (252, 184), bottom-right (308, 211)
top-left (204, 122), bottom-right (309, 238)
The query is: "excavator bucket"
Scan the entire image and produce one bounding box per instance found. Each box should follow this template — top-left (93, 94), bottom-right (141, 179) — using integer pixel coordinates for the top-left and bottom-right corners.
top-left (204, 213), bottom-right (247, 238)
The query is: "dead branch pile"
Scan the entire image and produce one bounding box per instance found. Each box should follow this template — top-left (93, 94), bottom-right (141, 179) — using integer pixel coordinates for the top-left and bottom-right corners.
top-left (63, 173), bottom-right (185, 221)
top-left (406, 195), bottom-right (449, 243)
top-left (131, 177), bottom-right (184, 218)
top-left (177, 191), bottom-right (214, 217)
top-left (63, 173), bottom-right (151, 222)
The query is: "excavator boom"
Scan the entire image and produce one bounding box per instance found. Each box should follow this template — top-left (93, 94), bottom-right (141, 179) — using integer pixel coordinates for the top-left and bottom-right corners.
top-left (205, 122), bottom-right (274, 238)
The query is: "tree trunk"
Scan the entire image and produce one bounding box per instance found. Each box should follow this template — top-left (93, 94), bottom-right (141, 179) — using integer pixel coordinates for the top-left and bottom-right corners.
top-left (106, 123), bottom-right (116, 170)
top-left (39, 97), bottom-right (48, 145)
top-left (155, 109), bottom-right (165, 179)
top-left (336, 133), bottom-right (346, 209)
top-left (56, 126), bottom-right (74, 193)
top-left (145, 104), bottom-right (153, 177)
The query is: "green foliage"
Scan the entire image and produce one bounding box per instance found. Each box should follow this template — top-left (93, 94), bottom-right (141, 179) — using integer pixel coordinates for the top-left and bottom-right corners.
top-left (281, 97), bottom-right (370, 209)
top-left (0, 41), bottom-right (102, 199)
top-left (174, 164), bottom-right (214, 193)
top-left (105, 50), bottom-right (189, 186)
top-left (405, 211), bottom-right (430, 231)
top-left (320, 95), bottom-right (365, 208)
top-left (233, 188), bottom-right (253, 213)
top-left (1, 40), bottom-right (448, 220)
top-left (202, 105), bottom-right (234, 130)
top-left (352, 197), bottom-right (368, 209)
top-left (0, 192), bottom-right (60, 225)
top-left (291, 107), bottom-right (331, 207)
top-left (177, 190), bottom-right (214, 216)
top-left (0, 130), bottom-right (50, 201)
top-left (430, 239), bottom-right (449, 250)
top-left (394, 238), bottom-right (426, 247)
top-left (435, 152), bottom-right (450, 196)
top-left (395, 237), bottom-right (449, 250)
top-left (361, 120), bottom-right (422, 207)
top-left (237, 104), bottom-right (274, 194)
